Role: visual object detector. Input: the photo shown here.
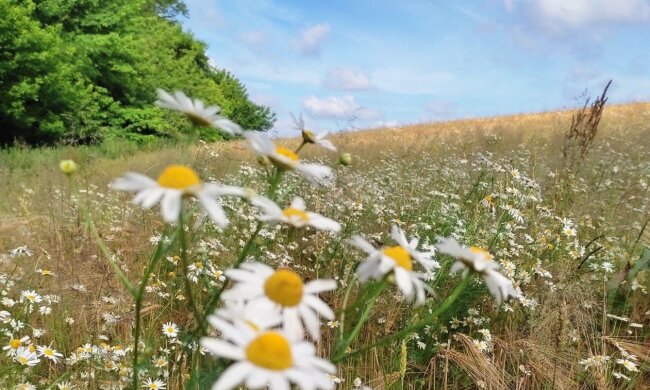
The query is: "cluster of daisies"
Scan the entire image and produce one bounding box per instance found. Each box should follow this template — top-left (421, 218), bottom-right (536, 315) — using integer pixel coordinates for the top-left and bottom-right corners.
top-left (104, 90), bottom-right (521, 389)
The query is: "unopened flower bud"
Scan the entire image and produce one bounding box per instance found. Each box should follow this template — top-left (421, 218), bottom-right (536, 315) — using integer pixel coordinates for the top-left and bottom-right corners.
top-left (339, 152), bottom-right (352, 166)
top-left (59, 160), bottom-right (78, 175)
top-left (257, 155), bottom-right (272, 167)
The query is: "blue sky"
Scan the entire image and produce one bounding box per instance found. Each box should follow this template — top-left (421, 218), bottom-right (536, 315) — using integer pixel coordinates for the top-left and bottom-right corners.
top-left (181, 0), bottom-right (650, 136)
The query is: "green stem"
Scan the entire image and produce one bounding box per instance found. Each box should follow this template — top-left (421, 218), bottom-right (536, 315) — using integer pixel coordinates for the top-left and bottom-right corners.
top-left (132, 228), bottom-right (173, 390)
top-left (179, 217), bottom-right (202, 324)
top-left (333, 275), bottom-right (472, 362)
top-left (195, 168), bottom-right (284, 335)
top-left (334, 279), bottom-right (388, 358)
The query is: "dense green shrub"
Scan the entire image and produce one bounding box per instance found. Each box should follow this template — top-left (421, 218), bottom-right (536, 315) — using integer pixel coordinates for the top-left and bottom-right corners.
top-left (0, 0), bottom-right (275, 145)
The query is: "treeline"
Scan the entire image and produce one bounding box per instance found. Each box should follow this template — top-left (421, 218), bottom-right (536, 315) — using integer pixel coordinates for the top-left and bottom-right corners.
top-left (0, 0), bottom-right (275, 145)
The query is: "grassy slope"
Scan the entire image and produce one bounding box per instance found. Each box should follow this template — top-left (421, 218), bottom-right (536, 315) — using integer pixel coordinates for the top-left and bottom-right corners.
top-left (0, 102), bottom-right (648, 389)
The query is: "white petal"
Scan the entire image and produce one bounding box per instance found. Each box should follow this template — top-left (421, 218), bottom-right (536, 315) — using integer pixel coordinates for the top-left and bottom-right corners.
top-left (244, 131), bottom-right (275, 155)
top-left (394, 268), bottom-right (414, 299)
top-left (283, 308), bottom-right (304, 341)
top-left (315, 138), bottom-right (337, 152)
top-left (303, 295), bottom-right (334, 320)
top-left (350, 235), bottom-right (377, 255)
top-left (304, 279), bottom-right (336, 294)
top-left (214, 118), bottom-right (242, 135)
top-left (290, 197), bottom-right (306, 210)
top-left (307, 214), bottom-right (341, 232)
top-left (160, 190), bottom-right (182, 223)
top-left (270, 374), bottom-right (291, 390)
top-left (134, 187), bottom-right (165, 209)
top-left (200, 338), bottom-right (244, 360)
top-left (213, 361), bottom-right (251, 390)
top-left (298, 305), bottom-right (321, 340)
top-left (295, 163), bottom-right (333, 184)
top-left (111, 172), bottom-right (157, 192)
top-left (197, 191), bottom-right (228, 228)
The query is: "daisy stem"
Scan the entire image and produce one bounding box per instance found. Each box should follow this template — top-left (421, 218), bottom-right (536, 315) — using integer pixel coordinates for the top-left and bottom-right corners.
top-left (295, 141), bottom-right (306, 154)
top-left (132, 227), bottom-right (174, 390)
top-left (195, 168), bottom-right (283, 335)
top-left (333, 275), bottom-right (472, 363)
top-left (334, 278), bottom-right (388, 358)
top-left (178, 215), bottom-right (202, 324)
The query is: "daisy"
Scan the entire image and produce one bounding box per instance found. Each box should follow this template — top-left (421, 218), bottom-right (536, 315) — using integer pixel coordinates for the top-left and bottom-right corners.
top-left (293, 113), bottom-right (337, 152)
top-left (111, 164), bottom-right (246, 226)
top-left (142, 378), bottom-right (166, 389)
top-left (37, 344), bottom-right (63, 363)
top-left (155, 89), bottom-right (242, 135)
top-left (15, 383), bottom-right (36, 390)
top-left (14, 346), bottom-right (40, 366)
top-left (3, 335), bottom-right (30, 356)
top-left (435, 237), bottom-right (519, 304)
top-left (201, 321), bottom-right (335, 390)
top-left (222, 262), bottom-right (336, 340)
top-left (245, 132), bottom-right (332, 184)
top-left (162, 322), bottom-right (179, 338)
top-left (253, 196), bottom-right (341, 232)
top-left (350, 225), bottom-right (436, 305)
top-left (57, 381), bottom-right (75, 389)
top-left (20, 290), bottom-right (42, 304)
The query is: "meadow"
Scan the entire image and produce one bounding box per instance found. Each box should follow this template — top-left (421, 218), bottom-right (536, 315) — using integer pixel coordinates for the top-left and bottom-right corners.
top-left (0, 100), bottom-right (648, 389)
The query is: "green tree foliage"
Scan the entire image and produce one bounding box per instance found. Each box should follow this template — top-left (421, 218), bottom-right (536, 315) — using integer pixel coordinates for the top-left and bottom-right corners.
top-left (0, 0), bottom-right (275, 145)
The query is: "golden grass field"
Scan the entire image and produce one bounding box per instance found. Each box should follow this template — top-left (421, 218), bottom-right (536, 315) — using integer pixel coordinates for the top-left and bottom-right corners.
top-left (0, 102), bottom-right (649, 389)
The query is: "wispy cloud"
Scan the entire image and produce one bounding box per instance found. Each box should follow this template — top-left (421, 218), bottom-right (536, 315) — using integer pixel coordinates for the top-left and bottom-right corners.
top-left (505, 0), bottom-right (650, 34)
top-left (293, 23), bottom-right (331, 56)
top-left (303, 95), bottom-right (358, 119)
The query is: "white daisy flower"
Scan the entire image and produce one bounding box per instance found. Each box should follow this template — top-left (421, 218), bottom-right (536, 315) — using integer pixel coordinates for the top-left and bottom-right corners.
top-left (15, 383), bottom-right (36, 390)
top-left (111, 164), bottom-right (246, 226)
top-left (57, 381), bottom-right (74, 390)
top-left (293, 113), bottom-right (337, 152)
top-left (245, 132), bottom-right (333, 184)
top-left (253, 196), bottom-right (341, 232)
top-left (201, 321), bottom-right (335, 390)
top-left (20, 290), bottom-right (42, 305)
top-left (36, 344), bottom-right (63, 363)
top-left (350, 225), bottom-right (436, 306)
top-left (142, 378), bottom-right (166, 389)
top-left (3, 335), bottom-right (30, 356)
top-left (162, 322), bottom-right (179, 338)
top-left (155, 89), bottom-right (242, 135)
top-left (435, 237), bottom-right (519, 305)
top-left (222, 262), bottom-right (336, 340)
top-left (14, 346), bottom-right (40, 366)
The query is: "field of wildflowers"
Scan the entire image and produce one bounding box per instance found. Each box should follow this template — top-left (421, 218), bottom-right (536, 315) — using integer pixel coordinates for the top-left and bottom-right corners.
top-left (0, 94), bottom-right (648, 389)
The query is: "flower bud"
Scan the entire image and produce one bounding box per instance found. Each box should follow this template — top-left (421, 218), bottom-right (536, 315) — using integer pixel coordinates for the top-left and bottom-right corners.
top-left (257, 155), bottom-right (272, 168)
top-left (339, 152), bottom-right (352, 166)
top-left (59, 160), bottom-right (78, 175)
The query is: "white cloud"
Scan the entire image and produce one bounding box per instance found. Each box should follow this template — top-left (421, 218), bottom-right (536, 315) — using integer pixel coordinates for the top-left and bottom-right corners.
top-left (293, 23), bottom-right (331, 56)
top-left (324, 67), bottom-right (373, 91)
top-left (303, 95), bottom-right (358, 119)
top-left (506, 0), bottom-right (650, 33)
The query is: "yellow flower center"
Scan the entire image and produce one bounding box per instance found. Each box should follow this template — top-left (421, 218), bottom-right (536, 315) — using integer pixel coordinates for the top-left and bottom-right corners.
top-left (26, 295), bottom-right (35, 302)
top-left (282, 207), bottom-right (309, 221)
top-left (166, 327), bottom-right (175, 334)
top-left (44, 349), bottom-right (53, 356)
top-left (470, 246), bottom-right (494, 261)
top-left (10, 339), bottom-right (21, 349)
top-left (263, 269), bottom-right (304, 307)
top-left (150, 384), bottom-right (159, 390)
top-left (245, 332), bottom-right (293, 370)
top-left (156, 165), bottom-right (201, 190)
top-left (383, 246), bottom-right (413, 271)
top-left (18, 356), bottom-right (28, 365)
top-left (28, 345), bottom-right (35, 353)
top-left (193, 261), bottom-right (203, 269)
top-left (275, 147), bottom-right (299, 162)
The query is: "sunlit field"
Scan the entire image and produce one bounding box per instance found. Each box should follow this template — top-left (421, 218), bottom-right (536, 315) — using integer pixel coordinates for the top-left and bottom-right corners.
top-left (1, 102), bottom-right (649, 390)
